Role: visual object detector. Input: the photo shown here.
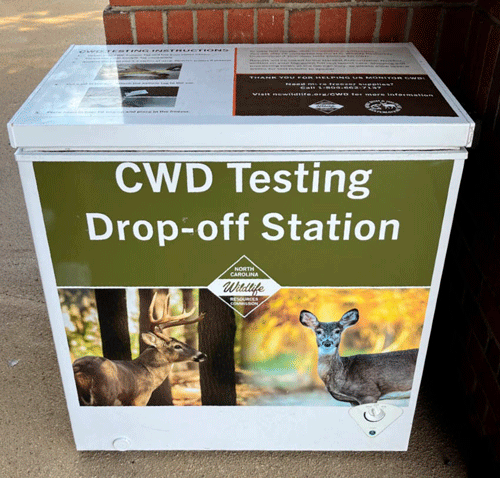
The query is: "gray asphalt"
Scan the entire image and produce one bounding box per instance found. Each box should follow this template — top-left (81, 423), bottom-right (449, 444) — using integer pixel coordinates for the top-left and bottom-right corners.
top-left (0, 1), bottom-right (478, 476)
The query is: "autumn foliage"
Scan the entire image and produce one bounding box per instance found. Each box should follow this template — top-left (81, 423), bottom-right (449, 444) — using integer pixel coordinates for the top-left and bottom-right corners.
top-left (62, 287), bottom-right (428, 405)
top-left (240, 288), bottom-right (428, 390)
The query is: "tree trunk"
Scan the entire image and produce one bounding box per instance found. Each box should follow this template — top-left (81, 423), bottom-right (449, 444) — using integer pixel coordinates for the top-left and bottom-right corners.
top-left (198, 289), bottom-right (237, 405)
top-left (95, 288), bottom-right (131, 361)
top-left (182, 289), bottom-right (197, 370)
top-left (138, 288), bottom-right (173, 405)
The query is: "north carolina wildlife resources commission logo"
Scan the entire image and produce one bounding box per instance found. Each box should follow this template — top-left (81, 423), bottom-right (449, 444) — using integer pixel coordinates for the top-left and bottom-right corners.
top-left (365, 100), bottom-right (402, 114)
top-left (309, 100), bottom-right (344, 114)
top-left (207, 256), bottom-right (281, 317)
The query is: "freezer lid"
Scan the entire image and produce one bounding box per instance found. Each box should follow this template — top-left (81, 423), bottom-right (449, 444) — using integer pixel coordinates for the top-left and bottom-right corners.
top-left (8, 43), bottom-right (475, 150)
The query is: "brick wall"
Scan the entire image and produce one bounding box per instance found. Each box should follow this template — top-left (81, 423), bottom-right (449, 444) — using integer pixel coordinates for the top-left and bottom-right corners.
top-left (104, 2), bottom-right (473, 62)
top-left (433, 1), bottom-right (500, 464)
top-left (102, 0), bottom-right (500, 464)
top-left (102, 1), bottom-right (484, 95)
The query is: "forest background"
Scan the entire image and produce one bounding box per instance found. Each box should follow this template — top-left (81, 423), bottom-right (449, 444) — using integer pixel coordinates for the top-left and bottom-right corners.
top-left (62, 287), bottom-right (427, 406)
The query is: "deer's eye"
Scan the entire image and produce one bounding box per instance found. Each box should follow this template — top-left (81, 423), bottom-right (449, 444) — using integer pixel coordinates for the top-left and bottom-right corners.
top-left (316, 329), bottom-right (323, 336)
top-left (174, 344), bottom-right (183, 350)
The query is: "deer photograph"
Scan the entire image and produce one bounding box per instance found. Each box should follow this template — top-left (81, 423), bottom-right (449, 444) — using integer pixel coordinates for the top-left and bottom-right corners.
top-left (62, 287), bottom-right (426, 407)
top-left (300, 308), bottom-right (418, 406)
top-left (68, 290), bottom-right (205, 406)
top-left (237, 287), bottom-right (425, 406)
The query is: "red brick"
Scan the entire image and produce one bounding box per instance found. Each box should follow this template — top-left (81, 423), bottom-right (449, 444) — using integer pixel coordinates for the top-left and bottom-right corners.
top-left (461, 356), bottom-right (477, 393)
top-left (135, 11), bottom-right (163, 44)
top-left (275, 0), bottom-right (340, 2)
top-left (193, 0), bottom-right (250, 3)
top-left (472, 386), bottom-right (489, 422)
top-left (480, 265), bottom-right (500, 313)
top-left (478, 247), bottom-right (500, 298)
top-left (467, 197), bottom-right (498, 249)
top-left (104, 10), bottom-right (133, 45)
top-left (471, 310), bottom-right (490, 349)
top-left (483, 405), bottom-right (500, 436)
top-left (468, 333), bottom-right (486, 374)
top-left (257, 9), bottom-right (285, 44)
top-left (469, 409), bottom-right (484, 437)
top-left (493, 435), bottom-right (500, 462)
top-left (470, 22), bottom-right (492, 108)
top-left (461, 282), bottom-right (480, 319)
top-left (408, 8), bottom-right (441, 63)
top-left (484, 26), bottom-right (500, 128)
top-left (477, 365), bottom-right (500, 422)
top-left (289, 10), bottom-right (315, 43)
top-left (478, 0), bottom-right (500, 21)
top-left (466, 335), bottom-right (500, 423)
top-left (111, 0), bottom-right (186, 5)
top-left (167, 10), bottom-right (194, 44)
top-left (227, 9), bottom-right (254, 44)
top-left (483, 243), bottom-right (500, 298)
top-left (486, 339), bottom-right (500, 376)
top-left (480, 285), bottom-right (500, 345)
top-left (197, 10), bottom-right (224, 44)
top-left (476, 26), bottom-right (500, 115)
top-left (319, 9), bottom-right (347, 43)
top-left (350, 7), bottom-right (377, 43)
top-left (492, 5), bottom-right (500, 22)
top-left (461, 11), bottom-right (489, 99)
top-left (379, 8), bottom-right (407, 43)
top-left (493, 102), bottom-right (500, 143)
top-left (435, 8), bottom-right (474, 90)
top-left (460, 248), bottom-right (483, 298)
top-left (455, 206), bottom-right (476, 251)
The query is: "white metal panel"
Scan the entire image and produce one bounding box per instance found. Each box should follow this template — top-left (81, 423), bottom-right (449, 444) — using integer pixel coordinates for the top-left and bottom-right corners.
top-left (9, 44), bottom-right (474, 150)
top-left (16, 149), bottom-right (465, 451)
top-left (15, 148), bottom-right (469, 162)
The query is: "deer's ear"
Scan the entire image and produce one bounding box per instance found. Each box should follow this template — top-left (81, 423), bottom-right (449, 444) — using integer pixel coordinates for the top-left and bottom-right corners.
top-left (300, 310), bottom-right (320, 329)
top-left (339, 309), bottom-right (359, 328)
top-left (141, 332), bottom-right (162, 348)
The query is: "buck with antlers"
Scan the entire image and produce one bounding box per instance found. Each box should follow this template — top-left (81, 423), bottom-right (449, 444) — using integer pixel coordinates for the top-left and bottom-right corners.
top-left (73, 292), bottom-right (206, 406)
top-left (300, 309), bottom-right (418, 406)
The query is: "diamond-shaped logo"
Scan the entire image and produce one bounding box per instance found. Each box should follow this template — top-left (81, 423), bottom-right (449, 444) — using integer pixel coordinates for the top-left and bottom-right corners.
top-left (207, 256), bottom-right (281, 317)
top-left (308, 100), bottom-right (344, 114)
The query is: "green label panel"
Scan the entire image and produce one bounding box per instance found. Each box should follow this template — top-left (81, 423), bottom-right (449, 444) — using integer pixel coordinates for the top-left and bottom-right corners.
top-left (34, 159), bottom-right (453, 287)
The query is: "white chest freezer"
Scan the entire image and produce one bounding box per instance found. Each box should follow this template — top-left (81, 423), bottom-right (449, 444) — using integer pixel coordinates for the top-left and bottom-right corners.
top-left (8, 43), bottom-right (474, 451)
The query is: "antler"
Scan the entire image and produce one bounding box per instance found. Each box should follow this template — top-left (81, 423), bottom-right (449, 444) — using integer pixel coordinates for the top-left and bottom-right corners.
top-left (149, 292), bottom-right (204, 338)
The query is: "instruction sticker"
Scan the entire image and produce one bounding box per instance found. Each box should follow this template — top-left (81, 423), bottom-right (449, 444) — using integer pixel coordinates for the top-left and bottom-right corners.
top-left (234, 46), bottom-right (458, 117)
